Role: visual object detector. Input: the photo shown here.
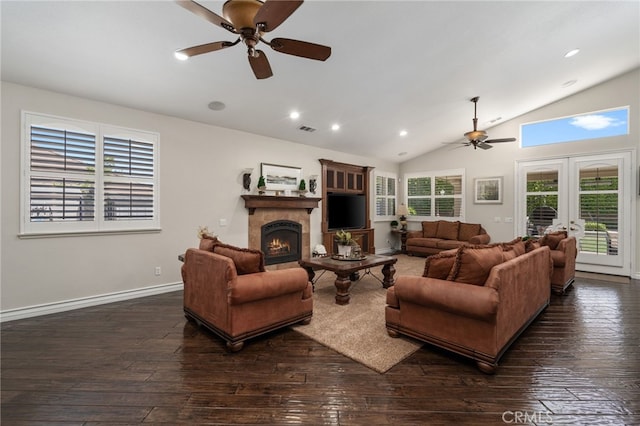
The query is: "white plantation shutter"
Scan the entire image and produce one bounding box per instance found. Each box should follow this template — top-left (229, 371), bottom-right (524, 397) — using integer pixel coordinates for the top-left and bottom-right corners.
top-left (22, 112), bottom-right (160, 235)
top-left (375, 172), bottom-right (397, 219)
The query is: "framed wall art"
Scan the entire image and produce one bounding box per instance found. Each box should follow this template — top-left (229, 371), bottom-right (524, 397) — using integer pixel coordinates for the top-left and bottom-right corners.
top-left (260, 163), bottom-right (302, 191)
top-left (474, 177), bottom-right (503, 204)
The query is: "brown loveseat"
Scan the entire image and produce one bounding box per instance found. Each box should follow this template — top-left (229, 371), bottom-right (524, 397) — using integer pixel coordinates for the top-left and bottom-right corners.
top-left (386, 242), bottom-right (551, 373)
top-left (405, 220), bottom-right (490, 256)
top-left (182, 239), bottom-right (313, 351)
top-left (526, 231), bottom-right (577, 294)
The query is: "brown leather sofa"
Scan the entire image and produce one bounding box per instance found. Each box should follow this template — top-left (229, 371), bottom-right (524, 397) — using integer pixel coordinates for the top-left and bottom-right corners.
top-left (386, 243), bottom-right (551, 373)
top-left (526, 231), bottom-right (577, 294)
top-left (405, 220), bottom-right (490, 256)
top-left (181, 241), bottom-right (313, 351)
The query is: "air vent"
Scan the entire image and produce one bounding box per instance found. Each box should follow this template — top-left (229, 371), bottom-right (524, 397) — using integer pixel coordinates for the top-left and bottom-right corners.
top-left (298, 125), bottom-right (316, 132)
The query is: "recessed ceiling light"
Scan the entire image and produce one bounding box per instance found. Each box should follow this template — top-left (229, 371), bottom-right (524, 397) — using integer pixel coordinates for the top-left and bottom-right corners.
top-left (564, 48), bottom-right (580, 58)
top-left (208, 101), bottom-right (226, 111)
top-left (399, 130), bottom-right (408, 137)
top-left (174, 51), bottom-right (189, 61)
top-left (289, 111), bottom-right (300, 119)
top-left (331, 123), bottom-right (340, 131)
top-left (562, 79), bottom-right (577, 88)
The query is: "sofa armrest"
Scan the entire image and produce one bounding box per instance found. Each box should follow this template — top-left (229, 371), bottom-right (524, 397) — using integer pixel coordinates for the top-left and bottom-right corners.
top-left (228, 267), bottom-right (310, 305)
top-left (468, 233), bottom-right (490, 245)
top-left (393, 275), bottom-right (499, 321)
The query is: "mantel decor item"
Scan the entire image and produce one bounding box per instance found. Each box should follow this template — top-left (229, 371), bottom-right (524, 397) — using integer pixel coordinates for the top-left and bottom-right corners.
top-left (257, 175), bottom-right (266, 195)
top-left (261, 163), bottom-right (302, 192)
top-left (298, 179), bottom-right (307, 197)
top-left (474, 177), bottom-right (503, 204)
top-left (242, 168), bottom-right (253, 191)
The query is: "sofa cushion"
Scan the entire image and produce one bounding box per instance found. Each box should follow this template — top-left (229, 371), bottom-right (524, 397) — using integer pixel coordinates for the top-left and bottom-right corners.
top-left (422, 221), bottom-right (439, 238)
top-left (540, 231), bottom-right (568, 250)
top-left (213, 243), bottom-right (266, 275)
top-left (458, 222), bottom-right (481, 242)
top-left (525, 239), bottom-right (541, 252)
top-left (436, 221), bottom-right (460, 240)
top-left (447, 245), bottom-right (505, 286)
top-left (435, 239), bottom-right (466, 250)
top-left (550, 250), bottom-right (566, 267)
top-left (423, 250), bottom-right (458, 279)
top-left (407, 237), bottom-right (441, 248)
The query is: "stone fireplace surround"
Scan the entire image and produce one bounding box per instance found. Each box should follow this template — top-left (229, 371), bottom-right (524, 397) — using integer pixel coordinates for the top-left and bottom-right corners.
top-left (242, 195), bottom-right (321, 270)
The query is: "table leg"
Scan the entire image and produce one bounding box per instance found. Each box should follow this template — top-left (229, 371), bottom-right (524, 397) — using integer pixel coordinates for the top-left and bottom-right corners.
top-left (382, 263), bottom-right (396, 288)
top-left (334, 273), bottom-right (352, 305)
top-left (302, 266), bottom-right (316, 291)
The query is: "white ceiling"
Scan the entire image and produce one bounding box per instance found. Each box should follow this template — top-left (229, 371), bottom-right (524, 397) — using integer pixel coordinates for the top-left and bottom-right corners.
top-left (2, 1), bottom-right (639, 162)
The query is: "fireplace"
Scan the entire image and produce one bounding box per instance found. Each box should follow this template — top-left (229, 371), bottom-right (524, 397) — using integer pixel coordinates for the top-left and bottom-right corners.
top-left (261, 220), bottom-right (302, 265)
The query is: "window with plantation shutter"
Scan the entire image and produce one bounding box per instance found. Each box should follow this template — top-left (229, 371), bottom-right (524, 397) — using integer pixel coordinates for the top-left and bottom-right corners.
top-left (374, 172), bottom-right (397, 220)
top-left (21, 112), bottom-right (160, 235)
top-left (405, 169), bottom-right (465, 220)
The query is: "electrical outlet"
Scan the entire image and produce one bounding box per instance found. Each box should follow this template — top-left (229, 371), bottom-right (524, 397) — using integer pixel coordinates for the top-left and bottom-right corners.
top-left (155, 266), bottom-right (161, 276)
top-left (219, 218), bottom-right (228, 227)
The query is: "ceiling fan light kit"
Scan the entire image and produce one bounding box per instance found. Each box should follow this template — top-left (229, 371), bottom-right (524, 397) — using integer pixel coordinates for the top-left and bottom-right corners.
top-left (459, 96), bottom-right (516, 150)
top-left (175, 0), bottom-right (331, 79)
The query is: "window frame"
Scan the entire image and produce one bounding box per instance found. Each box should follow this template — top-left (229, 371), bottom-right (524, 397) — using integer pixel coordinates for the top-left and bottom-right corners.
top-left (20, 111), bottom-right (160, 237)
top-left (404, 168), bottom-right (465, 221)
top-left (374, 171), bottom-right (398, 221)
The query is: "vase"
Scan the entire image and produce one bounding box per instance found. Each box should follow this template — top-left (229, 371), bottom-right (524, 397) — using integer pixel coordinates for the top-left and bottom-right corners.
top-left (337, 244), bottom-right (352, 258)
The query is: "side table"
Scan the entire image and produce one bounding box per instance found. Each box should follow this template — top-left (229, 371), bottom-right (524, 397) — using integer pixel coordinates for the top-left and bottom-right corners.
top-left (391, 228), bottom-right (408, 254)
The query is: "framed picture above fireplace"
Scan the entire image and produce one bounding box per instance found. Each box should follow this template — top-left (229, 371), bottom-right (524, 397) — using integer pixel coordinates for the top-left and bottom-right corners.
top-left (261, 163), bottom-right (302, 191)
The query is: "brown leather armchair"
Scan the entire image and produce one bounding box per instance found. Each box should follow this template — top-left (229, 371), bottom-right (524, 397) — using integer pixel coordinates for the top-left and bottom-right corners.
top-left (181, 247), bottom-right (313, 351)
top-left (526, 231), bottom-right (577, 294)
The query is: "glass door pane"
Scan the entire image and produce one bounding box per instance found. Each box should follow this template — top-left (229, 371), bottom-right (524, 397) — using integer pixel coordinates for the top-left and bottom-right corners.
top-left (525, 169), bottom-right (559, 237)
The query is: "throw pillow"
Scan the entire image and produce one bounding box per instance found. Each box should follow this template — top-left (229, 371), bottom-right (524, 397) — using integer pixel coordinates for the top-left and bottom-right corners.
top-left (198, 234), bottom-right (219, 252)
top-left (422, 221), bottom-right (439, 238)
top-left (422, 250), bottom-right (458, 279)
top-left (540, 231), bottom-right (567, 250)
top-left (501, 237), bottom-right (526, 257)
top-left (213, 243), bottom-right (266, 275)
top-left (525, 239), bottom-right (541, 253)
top-left (458, 223), bottom-right (481, 242)
top-left (436, 220), bottom-right (460, 240)
top-left (447, 244), bottom-right (505, 286)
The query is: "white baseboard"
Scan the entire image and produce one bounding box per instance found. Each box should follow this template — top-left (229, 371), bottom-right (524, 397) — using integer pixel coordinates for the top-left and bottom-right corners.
top-left (0, 282), bottom-right (183, 323)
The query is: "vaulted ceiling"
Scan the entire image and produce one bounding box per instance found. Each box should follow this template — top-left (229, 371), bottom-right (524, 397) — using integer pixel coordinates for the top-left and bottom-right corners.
top-left (2, 1), bottom-right (638, 162)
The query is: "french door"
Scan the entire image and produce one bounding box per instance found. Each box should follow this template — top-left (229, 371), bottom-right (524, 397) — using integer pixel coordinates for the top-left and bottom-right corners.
top-left (516, 151), bottom-right (633, 276)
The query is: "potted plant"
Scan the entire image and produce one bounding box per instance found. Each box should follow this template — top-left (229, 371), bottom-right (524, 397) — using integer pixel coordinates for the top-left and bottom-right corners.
top-left (257, 176), bottom-right (266, 195)
top-left (390, 220), bottom-right (399, 230)
top-left (335, 229), bottom-right (355, 257)
top-left (298, 179), bottom-right (307, 197)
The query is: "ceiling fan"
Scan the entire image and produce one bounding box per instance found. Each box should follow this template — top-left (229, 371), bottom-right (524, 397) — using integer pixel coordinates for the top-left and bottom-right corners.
top-left (174, 0), bottom-right (331, 79)
top-left (455, 96), bottom-right (516, 150)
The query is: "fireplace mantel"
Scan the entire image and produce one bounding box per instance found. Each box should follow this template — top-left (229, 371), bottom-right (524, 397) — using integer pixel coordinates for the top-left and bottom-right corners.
top-left (241, 195), bottom-right (322, 215)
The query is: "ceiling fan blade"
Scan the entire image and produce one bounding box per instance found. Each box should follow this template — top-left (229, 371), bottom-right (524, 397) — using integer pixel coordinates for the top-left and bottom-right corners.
top-left (485, 137), bottom-right (517, 144)
top-left (176, 40), bottom-right (238, 58)
top-left (270, 38), bottom-right (331, 61)
top-left (254, 0), bottom-right (303, 32)
top-left (477, 142), bottom-right (493, 150)
top-left (248, 50), bottom-right (273, 79)
top-left (175, 0), bottom-right (236, 33)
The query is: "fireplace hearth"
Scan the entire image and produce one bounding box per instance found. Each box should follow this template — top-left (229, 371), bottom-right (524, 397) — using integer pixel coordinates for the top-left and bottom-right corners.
top-left (261, 220), bottom-right (302, 265)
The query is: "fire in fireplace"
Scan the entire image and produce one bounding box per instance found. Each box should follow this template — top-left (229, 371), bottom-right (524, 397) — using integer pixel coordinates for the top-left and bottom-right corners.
top-left (261, 220), bottom-right (302, 265)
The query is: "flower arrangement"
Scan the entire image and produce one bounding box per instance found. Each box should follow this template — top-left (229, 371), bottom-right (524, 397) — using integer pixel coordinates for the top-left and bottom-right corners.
top-left (197, 225), bottom-right (216, 240)
top-left (335, 229), bottom-right (355, 246)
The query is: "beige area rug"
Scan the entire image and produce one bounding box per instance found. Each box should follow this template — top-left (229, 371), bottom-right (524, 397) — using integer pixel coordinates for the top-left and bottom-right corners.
top-left (292, 254), bottom-right (426, 373)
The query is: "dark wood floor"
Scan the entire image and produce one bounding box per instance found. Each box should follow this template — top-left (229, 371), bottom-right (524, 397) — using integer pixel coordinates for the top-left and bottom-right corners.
top-left (2, 274), bottom-right (639, 425)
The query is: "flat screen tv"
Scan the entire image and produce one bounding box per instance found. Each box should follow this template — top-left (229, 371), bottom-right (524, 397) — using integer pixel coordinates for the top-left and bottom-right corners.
top-left (327, 193), bottom-right (366, 230)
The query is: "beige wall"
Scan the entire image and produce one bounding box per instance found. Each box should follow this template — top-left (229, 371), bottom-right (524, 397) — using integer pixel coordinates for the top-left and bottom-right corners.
top-left (401, 68), bottom-right (639, 278)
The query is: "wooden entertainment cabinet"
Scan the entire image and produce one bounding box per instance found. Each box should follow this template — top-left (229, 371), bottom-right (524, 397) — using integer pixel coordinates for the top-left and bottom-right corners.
top-left (319, 159), bottom-right (375, 254)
